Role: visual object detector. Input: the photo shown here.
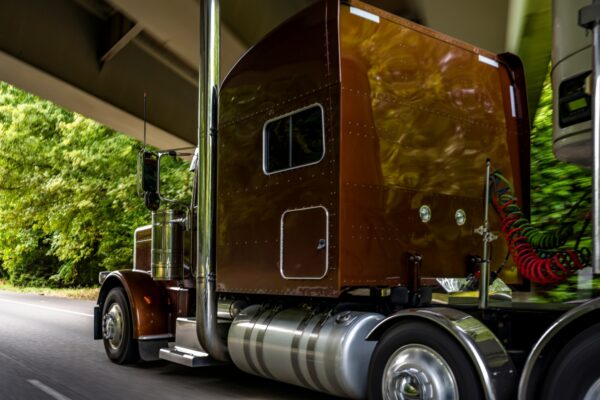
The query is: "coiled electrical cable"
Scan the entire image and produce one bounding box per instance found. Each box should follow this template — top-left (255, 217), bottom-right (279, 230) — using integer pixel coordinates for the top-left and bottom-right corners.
top-left (491, 171), bottom-right (590, 285)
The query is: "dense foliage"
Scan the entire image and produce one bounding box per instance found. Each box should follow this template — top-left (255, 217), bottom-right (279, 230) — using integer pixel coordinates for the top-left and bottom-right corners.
top-left (529, 74), bottom-right (593, 301)
top-left (530, 75), bottom-right (591, 246)
top-left (0, 82), bottom-right (191, 287)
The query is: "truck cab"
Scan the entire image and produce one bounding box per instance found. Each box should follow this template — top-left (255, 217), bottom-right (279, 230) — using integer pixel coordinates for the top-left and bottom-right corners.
top-left (94, 1), bottom-right (599, 399)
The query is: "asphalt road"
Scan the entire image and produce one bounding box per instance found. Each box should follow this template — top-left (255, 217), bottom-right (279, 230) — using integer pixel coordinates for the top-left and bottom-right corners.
top-left (0, 291), bottom-right (338, 400)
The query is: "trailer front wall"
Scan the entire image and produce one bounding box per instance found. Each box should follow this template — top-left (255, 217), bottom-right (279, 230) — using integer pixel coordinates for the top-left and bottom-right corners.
top-left (338, 1), bottom-right (520, 286)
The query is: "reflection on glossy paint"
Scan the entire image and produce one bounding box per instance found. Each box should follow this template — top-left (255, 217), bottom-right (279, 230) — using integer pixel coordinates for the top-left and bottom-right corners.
top-left (340, 12), bottom-right (511, 197)
top-left (339, 2), bottom-right (519, 284)
top-left (215, 0), bottom-right (523, 297)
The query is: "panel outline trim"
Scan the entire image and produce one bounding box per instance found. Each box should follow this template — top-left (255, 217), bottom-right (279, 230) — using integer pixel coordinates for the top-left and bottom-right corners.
top-left (279, 205), bottom-right (329, 280)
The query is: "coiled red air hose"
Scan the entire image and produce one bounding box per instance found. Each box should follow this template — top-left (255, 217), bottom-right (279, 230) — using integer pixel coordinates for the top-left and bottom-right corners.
top-left (492, 172), bottom-right (590, 285)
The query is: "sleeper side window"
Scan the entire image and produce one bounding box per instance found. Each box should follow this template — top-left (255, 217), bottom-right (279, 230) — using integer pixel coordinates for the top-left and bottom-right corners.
top-left (264, 104), bottom-right (324, 174)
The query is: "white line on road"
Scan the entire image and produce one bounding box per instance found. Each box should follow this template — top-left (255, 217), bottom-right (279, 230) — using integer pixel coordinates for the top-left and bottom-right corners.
top-left (28, 379), bottom-right (73, 400)
top-left (0, 298), bottom-right (93, 318)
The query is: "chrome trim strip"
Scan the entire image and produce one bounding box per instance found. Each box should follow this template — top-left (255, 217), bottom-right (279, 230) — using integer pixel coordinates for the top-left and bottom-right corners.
top-left (279, 205), bottom-right (329, 280)
top-left (518, 297), bottom-right (600, 400)
top-left (134, 225), bottom-right (153, 233)
top-left (305, 313), bottom-right (330, 393)
top-left (133, 224), bottom-right (152, 270)
top-left (509, 85), bottom-right (517, 118)
top-left (242, 306), bottom-right (264, 376)
top-left (138, 333), bottom-right (174, 341)
top-left (262, 103), bottom-right (326, 176)
top-left (349, 7), bottom-right (380, 24)
top-left (254, 308), bottom-right (278, 379)
top-left (593, 11), bottom-right (600, 275)
top-left (366, 307), bottom-right (516, 400)
top-left (290, 313), bottom-right (313, 389)
top-left (478, 54), bottom-right (499, 68)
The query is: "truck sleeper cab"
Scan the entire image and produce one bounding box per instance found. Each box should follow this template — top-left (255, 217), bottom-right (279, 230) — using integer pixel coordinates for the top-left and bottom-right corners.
top-left (94, 1), bottom-right (598, 399)
top-left (217, 0), bottom-right (527, 298)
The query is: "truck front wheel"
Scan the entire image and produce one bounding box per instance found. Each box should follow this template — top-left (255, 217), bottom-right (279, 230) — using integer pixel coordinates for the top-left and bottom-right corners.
top-left (367, 321), bottom-right (482, 400)
top-left (541, 323), bottom-right (600, 400)
top-left (102, 287), bottom-right (139, 364)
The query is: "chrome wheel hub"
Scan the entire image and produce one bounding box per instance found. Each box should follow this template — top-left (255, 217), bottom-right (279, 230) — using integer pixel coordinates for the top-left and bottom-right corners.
top-left (382, 344), bottom-right (458, 400)
top-left (102, 303), bottom-right (124, 350)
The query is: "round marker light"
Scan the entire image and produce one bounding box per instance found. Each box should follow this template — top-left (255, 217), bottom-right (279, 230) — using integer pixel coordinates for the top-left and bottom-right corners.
top-left (455, 209), bottom-right (467, 226)
top-left (419, 205), bottom-right (431, 223)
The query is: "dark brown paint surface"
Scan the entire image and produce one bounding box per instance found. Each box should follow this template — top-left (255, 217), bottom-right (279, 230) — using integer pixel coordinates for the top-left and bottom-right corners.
top-left (338, 1), bottom-right (521, 286)
top-left (217, 0), bottom-right (341, 296)
top-left (216, 0), bottom-right (527, 297)
top-left (111, 270), bottom-right (170, 338)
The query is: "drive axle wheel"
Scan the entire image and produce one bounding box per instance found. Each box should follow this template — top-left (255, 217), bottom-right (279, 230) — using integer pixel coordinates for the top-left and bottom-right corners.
top-left (368, 321), bottom-right (482, 400)
top-left (541, 323), bottom-right (600, 400)
top-left (102, 287), bottom-right (139, 364)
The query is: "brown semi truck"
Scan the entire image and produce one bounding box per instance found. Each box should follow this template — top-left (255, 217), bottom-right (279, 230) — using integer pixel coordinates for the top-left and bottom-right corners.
top-left (93, 1), bottom-right (600, 399)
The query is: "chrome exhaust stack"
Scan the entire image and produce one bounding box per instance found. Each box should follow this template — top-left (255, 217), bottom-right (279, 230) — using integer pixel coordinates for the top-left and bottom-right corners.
top-left (196, 0), bottom-right (229, 362)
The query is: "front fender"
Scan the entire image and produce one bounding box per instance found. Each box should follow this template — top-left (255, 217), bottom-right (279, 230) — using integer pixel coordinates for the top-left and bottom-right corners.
top-left (97, 270), bottom-right (170, 339)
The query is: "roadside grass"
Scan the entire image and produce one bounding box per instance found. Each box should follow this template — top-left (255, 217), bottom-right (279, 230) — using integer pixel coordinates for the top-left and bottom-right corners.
top-left (0, 280), bottom-right (99, 300)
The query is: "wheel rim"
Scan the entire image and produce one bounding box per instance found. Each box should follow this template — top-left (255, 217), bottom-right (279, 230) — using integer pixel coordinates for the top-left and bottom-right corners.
top-left (382, 344), bottom-right (459, 400)
top-left (102, 303), bottom-right (124, 350)
top-left (584, 378), bottom-right (600, 400)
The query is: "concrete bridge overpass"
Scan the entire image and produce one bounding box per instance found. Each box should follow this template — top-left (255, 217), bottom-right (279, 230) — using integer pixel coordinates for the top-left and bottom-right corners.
top-left (0, 0), bottom-right (551, 148)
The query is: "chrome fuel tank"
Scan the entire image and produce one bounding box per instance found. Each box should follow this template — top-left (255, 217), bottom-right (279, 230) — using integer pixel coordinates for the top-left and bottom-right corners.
top-left (151, 209), bottom-right (184, 280)
top-left (228, 305), bottom-right (384, 399)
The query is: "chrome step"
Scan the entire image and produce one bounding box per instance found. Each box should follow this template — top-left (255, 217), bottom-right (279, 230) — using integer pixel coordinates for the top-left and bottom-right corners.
top-left (173, 317), bottom-right (204, 352)
top-left (158, 346), bottom-right (218, 367)
top-left (158, 317), bottom-right (227, 367)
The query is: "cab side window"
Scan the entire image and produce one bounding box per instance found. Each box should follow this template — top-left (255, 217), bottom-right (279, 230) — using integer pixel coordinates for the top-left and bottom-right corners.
top-left (264, 105), bottom-right (324, 174)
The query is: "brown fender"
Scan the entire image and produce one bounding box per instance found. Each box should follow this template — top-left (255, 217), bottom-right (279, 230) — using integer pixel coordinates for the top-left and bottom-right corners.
top-left (97, 270), bottom-right (170, 339)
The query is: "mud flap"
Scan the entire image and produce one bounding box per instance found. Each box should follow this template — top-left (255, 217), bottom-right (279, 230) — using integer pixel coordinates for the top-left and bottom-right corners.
top-left (93, 305), bottom-right (102, 340)
top-left (138, 339), bottom-right (169, 361)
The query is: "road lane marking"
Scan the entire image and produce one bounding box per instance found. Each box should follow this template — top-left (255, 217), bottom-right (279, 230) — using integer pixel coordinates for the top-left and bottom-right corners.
top-left (0, 298), bottom-right (93, 318)
top-left (0, 348), bottom-right (37, 371)
top-left (28, 379), bottom-right (73, 400)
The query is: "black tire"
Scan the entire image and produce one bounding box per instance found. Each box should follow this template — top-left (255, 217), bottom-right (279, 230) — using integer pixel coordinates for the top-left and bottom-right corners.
top-left (368, 320), bottom-right (483, 400)
top-left (541, 323), bottom-right (600, 400)
top-left (102, 287), bottom-right (139, 364)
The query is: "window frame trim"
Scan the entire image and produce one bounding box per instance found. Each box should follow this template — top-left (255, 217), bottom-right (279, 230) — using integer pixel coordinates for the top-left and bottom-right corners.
top-left (262, 103), bottom-right (326, 175)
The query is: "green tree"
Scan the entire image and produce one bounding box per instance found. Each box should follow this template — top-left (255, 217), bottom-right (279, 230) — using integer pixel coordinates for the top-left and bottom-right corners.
top-left (529, 73), bottom-right (593, 301)
top-left (530, 74), bottom-right (591, 248)
top-left (0, 82), bottom-right (191, 286)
